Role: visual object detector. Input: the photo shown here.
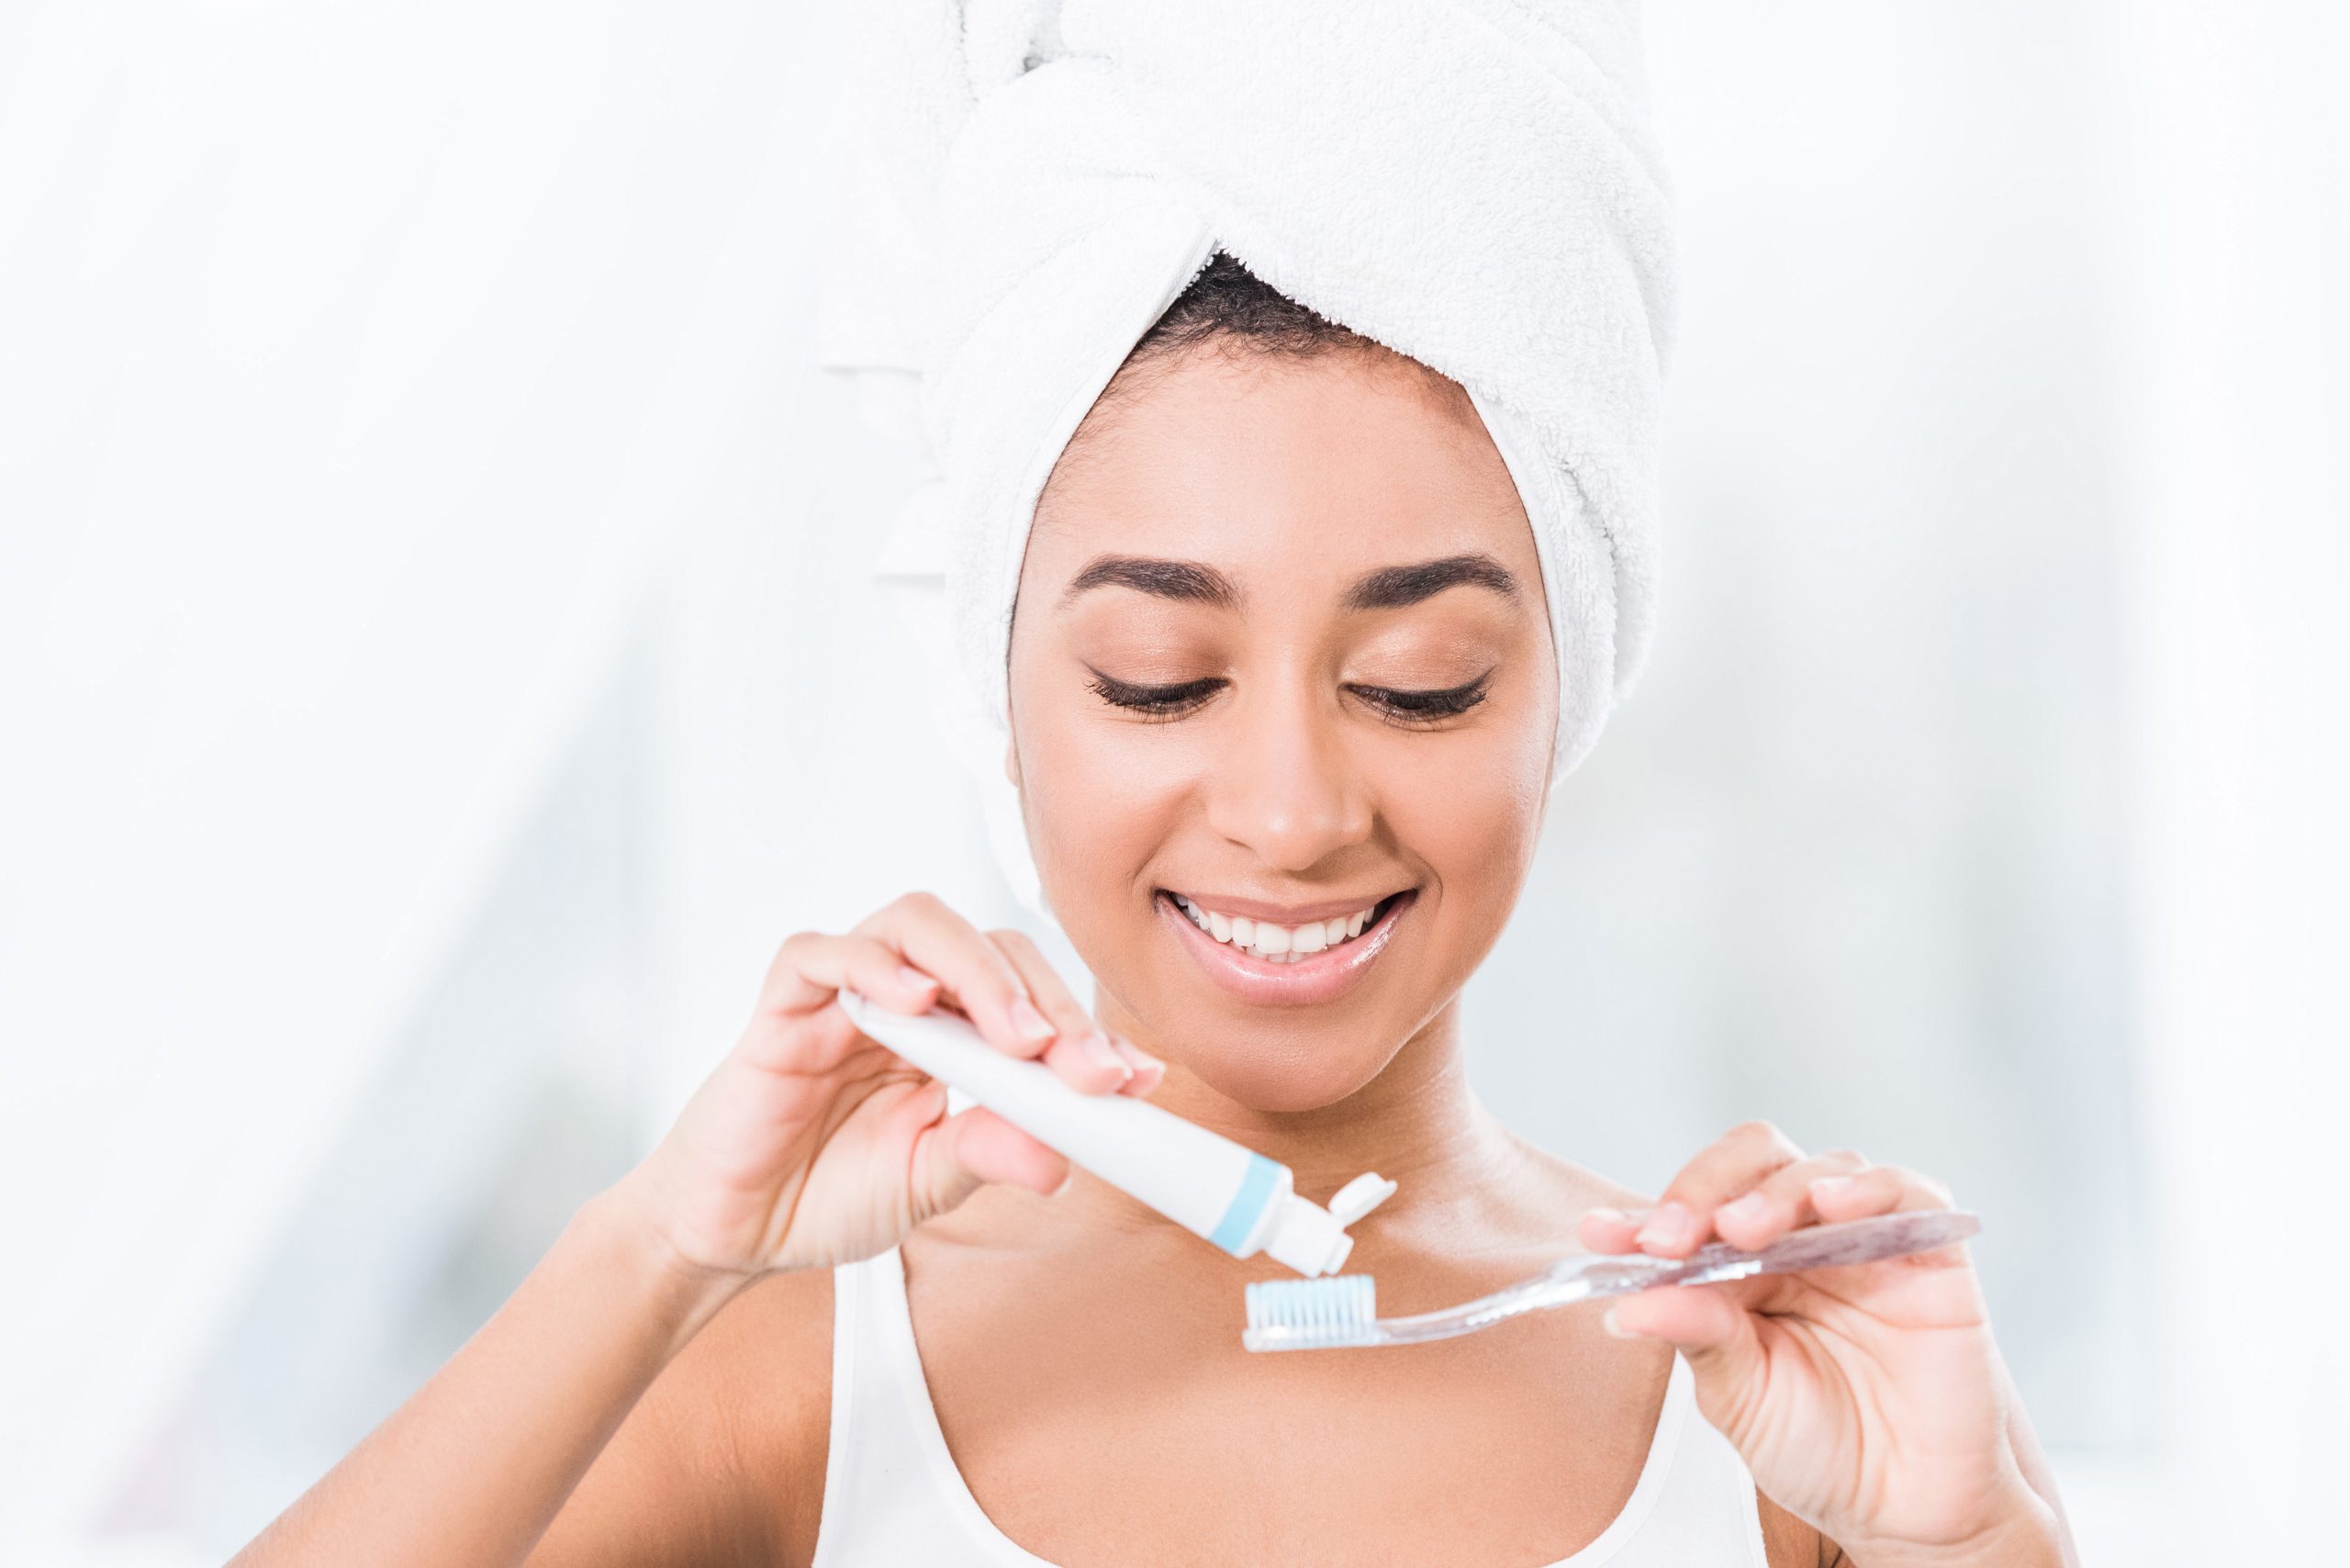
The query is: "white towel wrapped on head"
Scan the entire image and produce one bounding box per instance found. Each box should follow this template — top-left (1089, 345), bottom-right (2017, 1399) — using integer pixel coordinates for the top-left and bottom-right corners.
top-left (820, 0), bottom-right (1680, 928)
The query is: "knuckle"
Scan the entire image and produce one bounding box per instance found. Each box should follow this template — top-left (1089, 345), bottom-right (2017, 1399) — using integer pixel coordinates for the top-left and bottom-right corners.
top-left (1729, 1114), bottom-right (1814, 1166)
top-left (957, 958), bottom-right (1015, 1001)
top-left (987, 926), bottom-right (1038, 956)
top-left (1819, 1148), bottom-right (1867, 1170)
top-left (899, 889), bottom-right (948, 918)
top-left (767, 930), bottom-right (825, 985)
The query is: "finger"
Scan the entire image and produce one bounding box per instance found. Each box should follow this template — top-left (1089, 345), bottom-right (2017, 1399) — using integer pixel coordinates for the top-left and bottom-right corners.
top-left (1107, 1035), bottom-right (1168, 1097)
top-left (744, 932), bottom-right (943, 1069)
top-left (1808, 1164), bottom-right (1972, 1265)
top-left (984, 927), bottom-right (1168, 1097)
top-left (1635, 1120), bottom-right (1807, 1259)
top-left (1037, 1029), bottom-right (1135, 1092)
top-left (990, 928), bottom-right (1132, 1094)
top-left (1709, 1148), bottom-right (1870, 1252)
top-left (986, 927), bottom-right (1092, 1041)
top-left (755, 930), bottom-right (944, 1019)
top-left (1028, 1027), bottom-right (1168, 1100)
top-left (1809, 1161), bottom-right (1952, 1216)
top-left (1603, 1282), bottom-right (1767, 1403)
top-left (852, 892), bottom-right (1063, 1060)
top-left (907, 1099), bottom-right (1073, 1221)
top-left (1577, 1204), bottom-right (1657, 1255)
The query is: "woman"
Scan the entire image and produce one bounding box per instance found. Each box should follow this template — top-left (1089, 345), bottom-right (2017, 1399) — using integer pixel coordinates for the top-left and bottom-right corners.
top-left (232, 253), bottom-right (2075, 1567)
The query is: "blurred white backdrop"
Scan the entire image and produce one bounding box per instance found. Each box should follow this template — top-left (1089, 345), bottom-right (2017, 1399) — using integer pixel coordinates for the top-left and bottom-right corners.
top-left (2, 3), bottom-right (2342, 1563)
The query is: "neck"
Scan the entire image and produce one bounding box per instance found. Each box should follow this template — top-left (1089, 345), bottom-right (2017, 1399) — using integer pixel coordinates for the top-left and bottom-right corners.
top-left (1056, 995), bottom-right (1524, 1245)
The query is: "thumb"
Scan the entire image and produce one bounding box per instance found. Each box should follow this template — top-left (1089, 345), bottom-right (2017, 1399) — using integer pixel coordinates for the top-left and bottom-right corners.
top-left (1605, 1283), bottom-right (1768, 1421)
top-left (906, 1095), bottom-right (1071, 1222)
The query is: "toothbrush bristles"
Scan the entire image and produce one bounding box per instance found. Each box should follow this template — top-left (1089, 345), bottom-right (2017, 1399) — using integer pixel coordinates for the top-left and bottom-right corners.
top-left (1243, 1274), bottom-right (1380, 1350)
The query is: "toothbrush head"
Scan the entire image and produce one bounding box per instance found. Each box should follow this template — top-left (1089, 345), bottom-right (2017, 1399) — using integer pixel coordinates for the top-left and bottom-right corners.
top-left (1244, 1274), bottom-right (1382, 1351)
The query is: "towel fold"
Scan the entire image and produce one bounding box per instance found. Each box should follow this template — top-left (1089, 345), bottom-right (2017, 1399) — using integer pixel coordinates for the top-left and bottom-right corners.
top-left (820, 0), bottom-right (1679, 927)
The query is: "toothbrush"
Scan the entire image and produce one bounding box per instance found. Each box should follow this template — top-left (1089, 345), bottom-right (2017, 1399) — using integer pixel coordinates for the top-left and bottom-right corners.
top-left (1242, 1208), bottom-right (1983, 1350)
top-left (836, 989), bottom-right (1397, 1276)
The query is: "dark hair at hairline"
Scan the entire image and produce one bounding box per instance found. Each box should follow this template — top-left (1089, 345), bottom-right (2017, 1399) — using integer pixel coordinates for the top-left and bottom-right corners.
top-left (1016, 252), bottom-right (1495, 648)
top-left (1128, 250), bottom-right (1379, 364)
top-left (1053, 251), bottom-right (1469, 484)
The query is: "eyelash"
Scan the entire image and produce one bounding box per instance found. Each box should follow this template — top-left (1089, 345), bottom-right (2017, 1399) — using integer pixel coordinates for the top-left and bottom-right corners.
top-left (1084, 670), bottom-right (1494, 727)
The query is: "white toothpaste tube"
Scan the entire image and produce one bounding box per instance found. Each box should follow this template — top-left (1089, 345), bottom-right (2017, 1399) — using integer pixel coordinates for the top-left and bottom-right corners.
top-left (836, 989), bottom-right (1395, 1276)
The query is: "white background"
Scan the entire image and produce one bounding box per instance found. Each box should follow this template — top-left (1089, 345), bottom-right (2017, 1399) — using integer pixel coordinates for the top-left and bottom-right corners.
top-left (2, 2), bottom-right (2341, 1562)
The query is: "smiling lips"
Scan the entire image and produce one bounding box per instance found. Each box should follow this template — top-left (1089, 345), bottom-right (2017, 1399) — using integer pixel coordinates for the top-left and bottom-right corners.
top-left (1169, 891), bottom-right (1389, 964)
top-left (1158, 886), bottom-right (1415, 1007)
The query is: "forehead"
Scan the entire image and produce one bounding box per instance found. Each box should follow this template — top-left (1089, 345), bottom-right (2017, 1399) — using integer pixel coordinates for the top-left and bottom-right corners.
top-left (1024, 346), bottom-right (1538, 599)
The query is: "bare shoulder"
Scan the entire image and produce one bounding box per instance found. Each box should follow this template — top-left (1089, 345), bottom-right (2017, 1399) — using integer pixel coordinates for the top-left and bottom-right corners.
top-left (1489, 1120), bottom-right (1658, 1226)
top-left (525, 1263), bottom-right (835, 1568)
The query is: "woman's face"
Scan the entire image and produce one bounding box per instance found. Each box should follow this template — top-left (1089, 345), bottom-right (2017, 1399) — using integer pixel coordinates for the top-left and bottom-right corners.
top-left (1006, 343), bottom-right (1558, 1114)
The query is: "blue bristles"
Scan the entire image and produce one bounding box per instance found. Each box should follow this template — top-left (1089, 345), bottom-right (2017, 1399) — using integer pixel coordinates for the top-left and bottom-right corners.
top-left (1242, 1273), bottom-right (1381, 1350)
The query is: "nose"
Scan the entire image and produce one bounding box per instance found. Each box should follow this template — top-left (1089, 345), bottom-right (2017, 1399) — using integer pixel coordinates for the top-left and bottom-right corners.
top-left (1202, 667), bottom-right (1376, 872)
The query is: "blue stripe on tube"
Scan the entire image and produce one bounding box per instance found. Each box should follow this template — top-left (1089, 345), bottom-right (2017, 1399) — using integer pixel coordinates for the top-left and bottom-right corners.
top-left (1207, 1153), bottom-right (1282, 1254)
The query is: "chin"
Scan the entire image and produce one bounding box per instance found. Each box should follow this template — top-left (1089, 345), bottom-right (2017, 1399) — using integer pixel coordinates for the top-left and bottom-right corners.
top-left (1183, 1039), bottom-right (1392, 1115)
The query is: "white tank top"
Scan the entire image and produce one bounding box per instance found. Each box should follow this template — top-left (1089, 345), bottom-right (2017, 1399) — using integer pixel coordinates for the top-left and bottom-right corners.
top-left (811, 1245), bottom-right (1772, 1566)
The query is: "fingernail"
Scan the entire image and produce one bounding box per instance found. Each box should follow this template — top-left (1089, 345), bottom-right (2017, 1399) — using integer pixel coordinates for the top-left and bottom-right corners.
top-left (898, 965), bottom-right (937, 993)
top-left (1082, 1031), bottom-right (1133, 1079)
top-left (1635, 1201), bottom-right (1690, 1249)
top-left (1008, 995), bottom-right (1057, 1043)
top-left (1584, 1205), bottom-right (1630, 1226)
top-left (1051, 1168), bottom-right (1075, 1198)
top-left (1113, 1036), bottom-right (1164, 1074)
top-left (1602, 1306), bottom-right (1637, 1338)
top-left (1810, 1174), bottom-right (1855, 1200)
top-left (1719, 1192), bottom-right (1769, 1225)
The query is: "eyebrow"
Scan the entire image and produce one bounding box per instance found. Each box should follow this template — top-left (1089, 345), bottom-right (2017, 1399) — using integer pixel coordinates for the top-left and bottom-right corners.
top-left (1058, 554), bottom-right (1237, 610)
top-left (1342, 553), bottom-right (1522, 612)
top-left (1058, 552), bottom-right (1521, 613)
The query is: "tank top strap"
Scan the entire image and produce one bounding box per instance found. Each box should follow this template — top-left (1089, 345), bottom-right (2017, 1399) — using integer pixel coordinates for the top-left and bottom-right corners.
top-left (813, 1247), bottom-right (1050, 1567)
top-left (1616, 1353), bottom-right (1774, 1564)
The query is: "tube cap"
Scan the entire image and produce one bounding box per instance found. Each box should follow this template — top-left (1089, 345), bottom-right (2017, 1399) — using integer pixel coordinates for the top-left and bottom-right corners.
top-left (1262, 1193), bottom-right (1354, 1276)
top-left (1259, 1171), bottom-right (1399, 1276)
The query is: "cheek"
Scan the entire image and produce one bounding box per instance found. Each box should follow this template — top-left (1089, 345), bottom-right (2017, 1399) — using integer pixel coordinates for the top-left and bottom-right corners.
top-left (1011, 685), bottom-right (1188, 906)
top-left (1391, 734), bottom-right (1548, 894)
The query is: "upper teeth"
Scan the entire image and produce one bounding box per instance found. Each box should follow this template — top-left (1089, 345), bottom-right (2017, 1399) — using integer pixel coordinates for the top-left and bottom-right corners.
top-left (1171, 893), bottom-right (1386, 963)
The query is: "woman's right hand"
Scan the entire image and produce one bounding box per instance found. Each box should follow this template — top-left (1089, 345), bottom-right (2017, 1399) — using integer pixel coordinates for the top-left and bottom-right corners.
top-left (606, 890), bottom-right (1164, 1289)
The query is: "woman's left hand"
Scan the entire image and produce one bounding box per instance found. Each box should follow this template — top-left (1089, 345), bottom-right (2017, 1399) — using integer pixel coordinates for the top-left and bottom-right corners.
top-left (1581, 1122), bottom-right (2076, 1568)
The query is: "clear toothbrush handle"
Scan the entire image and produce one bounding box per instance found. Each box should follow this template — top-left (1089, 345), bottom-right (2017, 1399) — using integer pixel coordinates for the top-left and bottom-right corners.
top-left (1559, 1209), bottom-right (1984, 1300)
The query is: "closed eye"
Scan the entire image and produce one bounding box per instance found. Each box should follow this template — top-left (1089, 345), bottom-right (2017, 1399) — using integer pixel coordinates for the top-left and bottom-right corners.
top-left (1085, 669), bottom-right (1494, 728)
top-left (1352, 676), bottom-right (1492, 724)
top-left (1085, 672), bottom-right (1224, 721)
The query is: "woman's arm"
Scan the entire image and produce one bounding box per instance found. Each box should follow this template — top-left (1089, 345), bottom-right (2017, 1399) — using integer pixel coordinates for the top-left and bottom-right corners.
top-left (229, 1184), bottom-right (744, 1568)
top-left (521, 1248), bottom-right (838, 1567)
top-left (228, 893), bottom-right (1162, 1567)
